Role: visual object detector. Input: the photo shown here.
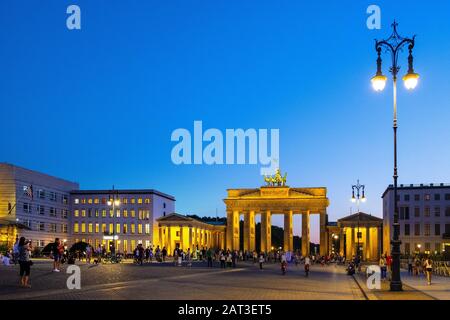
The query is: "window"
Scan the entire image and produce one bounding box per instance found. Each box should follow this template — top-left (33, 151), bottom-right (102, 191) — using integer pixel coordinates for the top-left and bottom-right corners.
top-left (131, 224), bottom-right (135, 234)
top-left (81, 198), bottom-right (86, 204)
top-left (446, 207), bottom-right (450, 217)
top-left (435, 243), bottom-right (441, 253)
top-left (74, 223), bottom-right (79, 233)
top-left (37, 205), bottom-right (45, 215)
top-left (400, 207), bottom-right (410, 220)
top-left (95, 223), bottom-right (99, 233)
top-left (62, 209), bottom-right (68, 219)
top-left (36, 240), bottom-right (45, 248)
top-left (102, 224), bottom-right (106, 233)
top-left (49, 207), bottom-right (56, 217)
top-left (138, 210), bottom-right (144, 220)
top-left (63, 195), bottom-right (68, 204)
top-left (435, 224), bottom-right (441, 236)
top-left (425, 243), bottom-right (431, 253)
top-left (50, 223), bottom-right (57, 233)
top-left (109, 209), bottom-right (113, 218)
top-left (81, 210), bottom-right (86, 217)
top-left (95, 209), bottom-right (99, 217)
top-left (404, 243), bottom-right (410, 255)
top-left (414, 194), bottom-right (420, 201)
top-left (88, 209), bottom-right (92, 218)
top-left (414, 224), bottom-right (420, 236)
top-left (81, 223), bottom-right (86, 233)
top-left (163, 203), bottom-right (166, 209)
top-left (38, 222), bottom-right (45, 231)
top-left (424, 224), bottom-right (430, 236)
top-left (88, 198), bottom-right (93, 204)
top-left (424, 207), bottom-right (430, 217)
top-left (116, 210), bottom-right (120, 218)
top-left (425, 194), bottom-right (431, 201)
top-left (23, 203), bottom-right (31, 213)
top-left (404, 224), bottom-right (410, 236)
top-left (445, 194), bottom-right (450, 201)
top-left (101, 198), bottom-right (106, 204)
top-left (88, 223), bottom-right (93, 233)
top-left (38, 189), bottom-right (45, 199)
top-left (131, 210), bottom-right (135, 218)
top-left (122, 198), bottom-right (128, 204)
top-left (145, 224), bottom-right (150, 234)
top-left (138, 198), bottom-right (143, 204)
top-left (446, 224), bottom-right (450, 235)
top-left (435, 207), bottom-right (441, 217)
top-left (62, 224), bottom-right (68, 233)
top-left (404, 194), bottom-right (410, 201)
top-left (145, 198), bottom-right (150, 204)
top-left (138, 224), bottom-right (143, 234)
top-left (123, 210), bottom-right (128, 218)
top-left (109, 223), bottom-right (113, 234)
top-left (131, 198), bottom-right (136, 204)
top-left (94, 198), bottom-right (99, 204)
top-left (414, 207), bottom-right (420, 217)
top-left (434, 194), bottom-right (441, 201)
top-left (102, 209), bottom-right (106, 217)
top-left (116, 224), bottom-right (121, 234)
top-left (74, 198), bottom-right (79, 204)
top-left (49, 192), bottom-right (57, 201)
top-left (123, 224), bottom-right (128, 234)
top-left (74, 210), bottom-right (79, 217)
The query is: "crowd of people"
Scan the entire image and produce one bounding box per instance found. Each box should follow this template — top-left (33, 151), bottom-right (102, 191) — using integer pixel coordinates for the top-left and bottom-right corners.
top-left (0, 236), bottom-right (438, 288)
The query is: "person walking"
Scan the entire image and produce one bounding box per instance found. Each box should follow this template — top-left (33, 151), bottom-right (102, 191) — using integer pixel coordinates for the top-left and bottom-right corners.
top-left (162, 247), bottom-right (167, 262)
top-left (304, 255), bottom-right (311, 277)
top-left (206, 248), bottom-right (213, 268)
top-left (18, 237), bottom-right (32, 288)
top-left (424, 256), bottom-right (433, 285)
top-left (379, 255), bottom-right (387, 280)
top-left (220, 251), bottom-right (226, 268)
top-left (259, 253), bottom-right (264, 270)
top-left (85, 244), bottom-right (92, 264)
top-left (52, 238), bottom-right (61, 272)
top-left (407, 255), bottom-right (413, 275)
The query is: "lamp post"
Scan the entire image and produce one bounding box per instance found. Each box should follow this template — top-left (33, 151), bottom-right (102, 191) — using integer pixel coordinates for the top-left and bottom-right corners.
top-left (107, 186), bottom-right (120, 261)
top-left (371, 21), bottom-right (419, 291)
top-left (351, 180), bottom-right (366, 260)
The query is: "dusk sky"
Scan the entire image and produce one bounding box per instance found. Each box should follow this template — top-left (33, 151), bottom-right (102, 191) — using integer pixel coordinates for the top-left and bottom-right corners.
top-left (1, 1), bottom-right (449, 242)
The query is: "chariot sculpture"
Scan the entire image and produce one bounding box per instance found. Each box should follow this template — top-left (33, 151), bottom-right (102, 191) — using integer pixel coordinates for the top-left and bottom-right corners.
top-left (263, 168), bottom-right (287, 187)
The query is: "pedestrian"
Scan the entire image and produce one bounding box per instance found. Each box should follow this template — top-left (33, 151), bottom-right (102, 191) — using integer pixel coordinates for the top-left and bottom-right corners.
top-left (86, 244), bottom-right (92, 264)
top-left (18, 237), bottom-right (32, 288)
top-left (407, 255), bottom-right (413, 275)
top-left (259, 253), bottom-right (264, 270)
top-left (162, 247), bottom-right (167, 262)
top-left (304, 255), bottom-right (310, 277)
top-left (424, 256), bottom-right (433, 285)
top-left (226, 251), bottom-right (232, 268)
top-left (220, 251), bottom-right (226, 268)
top-left (52, 238), bottom-right (61, 272)
top-left (379, 255), bottom-right (387, 280)
top-left (207, 248), bottom-right (213, 267)
top-left (12, 237), bottom-right (19, 265)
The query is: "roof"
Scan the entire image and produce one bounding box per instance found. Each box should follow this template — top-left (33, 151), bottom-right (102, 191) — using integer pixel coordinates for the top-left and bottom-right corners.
top-left (381, 183), bottom-right (450, 198)
top-left (157, 213), bottom-right (226, 226)
top-left (0, 218), bottom-right (32, 230)
top-left (337, 212), bottom-right (382, 223)
top-left (70, 189), bottom-right (175, 201)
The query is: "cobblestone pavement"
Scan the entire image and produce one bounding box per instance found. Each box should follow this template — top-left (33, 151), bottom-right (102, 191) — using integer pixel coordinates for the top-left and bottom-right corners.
top-left (400, 270), bottom-right (450, 300)
top-left (0, 260), bottom-right (365, 300)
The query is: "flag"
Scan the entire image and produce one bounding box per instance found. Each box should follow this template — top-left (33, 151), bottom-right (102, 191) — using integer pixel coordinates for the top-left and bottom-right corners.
top-left (23, 185), bottom-right (33, 200)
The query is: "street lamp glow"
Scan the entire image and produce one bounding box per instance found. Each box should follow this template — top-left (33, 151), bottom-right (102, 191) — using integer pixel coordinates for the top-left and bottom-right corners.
top-left (114, 199), bottom-right (120, 206)
top-left (351, 197), bottom-right (356, 203)
top-left (371, 74), bottom-right (387, 91)
top-left (403, 72), bottom-right (419, 90)
top-left (107, 200), bottom-right (112, 206)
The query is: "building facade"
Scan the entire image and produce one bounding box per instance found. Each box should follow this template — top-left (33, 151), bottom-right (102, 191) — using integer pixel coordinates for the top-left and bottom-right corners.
top-left (0, 163), bottom-right (78, 248)
top-left (70, 189), bottom-right (175, 254)
top-left (0, 163), bottom-right (175, 252)
top-left (382, 183), bottom-right (450, 256)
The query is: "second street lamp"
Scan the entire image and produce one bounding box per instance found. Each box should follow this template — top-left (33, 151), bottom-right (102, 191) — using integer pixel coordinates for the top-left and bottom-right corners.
top-left (351, 180), bottom-right (366, 260)
top-left (371, 21), bottom-right (419, 292)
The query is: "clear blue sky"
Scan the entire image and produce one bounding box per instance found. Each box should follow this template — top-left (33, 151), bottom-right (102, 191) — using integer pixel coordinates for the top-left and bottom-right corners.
top-left (1, 1), bottom-right (449, 242)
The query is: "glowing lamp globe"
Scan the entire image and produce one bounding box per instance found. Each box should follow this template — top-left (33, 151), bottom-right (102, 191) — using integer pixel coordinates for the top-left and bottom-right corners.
top-left (403, 72), bottom-right (419, 90)
top-left (371, 74), bottom-right (387, 92)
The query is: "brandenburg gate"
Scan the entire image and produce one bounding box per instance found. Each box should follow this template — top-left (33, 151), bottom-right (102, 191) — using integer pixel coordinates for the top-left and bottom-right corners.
top-left (223, 170), bottom-right (330, 256)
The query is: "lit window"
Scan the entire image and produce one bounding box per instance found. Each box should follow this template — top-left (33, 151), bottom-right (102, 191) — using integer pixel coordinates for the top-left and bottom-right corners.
top-left (123, 210), bottom-right (128, 218)
top-left (81, 223), bottom-right (86, 233)
top-left (74, 198), bottom-right (79, 204)
top-left (131, 210), bottom-right (135, 218)
top-left (138, 198), bottom-right (143, 204)
top-left (145, 198), bottom-right (150, 204)
top-left (88, 198), bottom-right (93, 204)
top-left (131, 198), bottom-right (136, 204)
top-left (95, 223), bottom-right (99, 233)
top-left (94, 198), bottom-right (99, 204)
top-left (74, 223), bottom-right (79, 233)
top-left (102, 224), bottom-right (106, 233)
top-left (131, 224), bottom-right (135, 234)
top-left (116, 210), bottom-right (120, 218)
top-left (138, 224), bottom-right (143, 234)
top-left (102, 209), bottom-right (106, 217)
top-left (88, 223), bottom-right (93, 233)
top-left (145, 224), bottom-right (150, 234)
top-left (116, 223), bottom-right (121, 234)
top-left (81, 198), bottom-right (86, 204)
top-left (123, 224), bottom-right (128, 234)
top-left (109, 223), bottom-right (113, 233)
top-left (81, 210), bottom-right (86, 217)
top-left (109, 210), bottom-right (113, 218)
top-left (95, 209), bottom-right (99, 217)
top-left (122, 198), bottom-right (128, 204)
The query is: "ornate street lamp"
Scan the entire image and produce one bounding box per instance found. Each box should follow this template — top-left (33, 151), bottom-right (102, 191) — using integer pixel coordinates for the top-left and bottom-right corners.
top-left (371, 21), bottom-right (419, 291)
top-left (106, 186), bottom-right (120, 262)
top-left (351, 180), bottom-right (366, 260)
